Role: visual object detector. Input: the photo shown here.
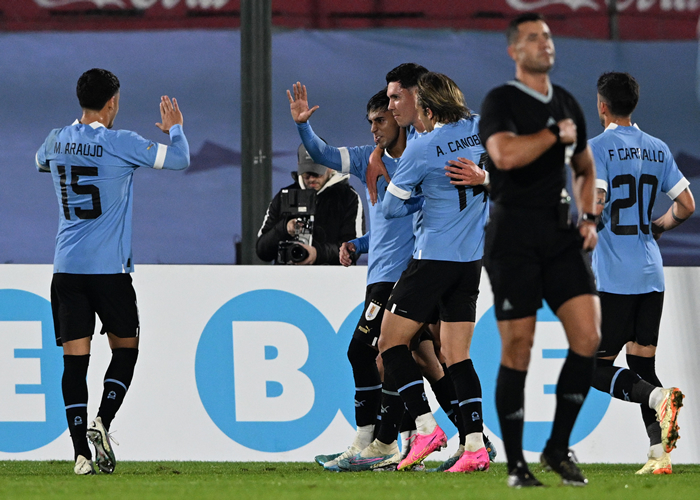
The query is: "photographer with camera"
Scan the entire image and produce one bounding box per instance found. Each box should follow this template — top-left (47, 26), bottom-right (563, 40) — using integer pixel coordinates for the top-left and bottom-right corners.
top-left (256, 144), bottom-right (364, 265)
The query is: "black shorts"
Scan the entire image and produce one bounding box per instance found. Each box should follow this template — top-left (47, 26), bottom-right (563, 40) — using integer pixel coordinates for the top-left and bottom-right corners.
top-left (51, 273), bottom-right (140, 347)
top-left (484, 204), bottom-right (597, 321)
top-left (598, 291), bottom-right (664, 357)
top-left (353, 281), bottom-right (394, 348)
top-left (386, 259), bottom-right (481, 323)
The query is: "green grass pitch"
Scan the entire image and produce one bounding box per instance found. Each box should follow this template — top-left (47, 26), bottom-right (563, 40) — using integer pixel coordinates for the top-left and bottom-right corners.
top-left (1, 461), bottom-right (698, 500)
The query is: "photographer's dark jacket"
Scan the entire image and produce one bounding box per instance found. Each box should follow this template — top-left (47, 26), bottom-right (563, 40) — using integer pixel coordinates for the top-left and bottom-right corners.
top-left (256, 172), bottom-right (364, 265)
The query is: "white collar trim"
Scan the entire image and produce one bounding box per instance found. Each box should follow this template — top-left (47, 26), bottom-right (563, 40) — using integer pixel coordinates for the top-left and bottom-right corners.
top-left (507, 79), bottom-right (553, 104)
top-left (605, 122), bottom-right (640, 131)
top-left (72, 119), bottom-right (105, 129)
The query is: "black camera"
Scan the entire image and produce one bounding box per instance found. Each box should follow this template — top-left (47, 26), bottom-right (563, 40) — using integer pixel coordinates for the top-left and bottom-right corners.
top-left (277, 189), bottom-right (317, 265)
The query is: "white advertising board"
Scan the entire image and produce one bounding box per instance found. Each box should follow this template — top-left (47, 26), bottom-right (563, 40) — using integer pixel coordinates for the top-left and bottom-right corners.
top-left (0, 265), bottom-right (698, 464)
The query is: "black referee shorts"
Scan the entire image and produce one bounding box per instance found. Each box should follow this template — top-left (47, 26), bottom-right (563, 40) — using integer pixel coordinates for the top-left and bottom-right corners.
top-left (484, 203), bottom-right (597, 321)
top-left (386, 258), bottom-right (481, 324)
top-left (51, 273), bottom-right (140, 347)
top-left (598, 291), bottom-right (664, 357)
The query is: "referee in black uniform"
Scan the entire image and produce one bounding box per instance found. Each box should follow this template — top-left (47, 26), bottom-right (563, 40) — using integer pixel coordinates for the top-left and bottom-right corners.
top-left (479, 13), bottom-right (601, 487)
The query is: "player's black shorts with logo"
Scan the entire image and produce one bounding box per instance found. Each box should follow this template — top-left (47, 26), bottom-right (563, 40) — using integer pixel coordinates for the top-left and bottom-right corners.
top-left (51, 273), bottom-right (140, 347)
top-left (386, 258), bottom-right (481, 323)
top-left (597, 291), bottom-right (664, 357)
top-left (354, 281), bottom-right (435, 348)
top-left (484, 203), bottom-right (597, 321)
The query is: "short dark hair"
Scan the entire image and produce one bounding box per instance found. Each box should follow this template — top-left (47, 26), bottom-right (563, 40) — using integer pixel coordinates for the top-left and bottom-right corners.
top-left (507, 12), bottom-right (545, 45)
top-left (367, 87), bottom-right (390, 116)
top-left (385, 63), bottom-right (429, 90)
top-left (417, 72), bottom-right (471, 124)
top-left (76, 68), bottom-right (120, 111)
top-left (597, 72), bottom-right (639, 117)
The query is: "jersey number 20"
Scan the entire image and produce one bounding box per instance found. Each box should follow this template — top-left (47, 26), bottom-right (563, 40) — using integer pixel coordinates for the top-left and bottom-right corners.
top-left (610, 173), bottom-right (658, 235)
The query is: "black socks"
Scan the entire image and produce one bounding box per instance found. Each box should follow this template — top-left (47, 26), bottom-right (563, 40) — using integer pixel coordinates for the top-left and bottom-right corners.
top-left (62, 354), bottom-right (91, 460)
top-left (347, 339), bottom-right (382, 427)
top-left (98, 348), bottom-right (139, 431)
top-left (381, 345), bottom-right (431, 420)
top-left (496, 364), bottom-right (527, 470)
top-left (448, 359), bottom-right (484, 436)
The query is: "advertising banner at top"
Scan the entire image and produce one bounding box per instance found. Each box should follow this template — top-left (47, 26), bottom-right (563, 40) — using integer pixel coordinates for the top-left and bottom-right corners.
top-left (0, 0), bottom-right (698, 39)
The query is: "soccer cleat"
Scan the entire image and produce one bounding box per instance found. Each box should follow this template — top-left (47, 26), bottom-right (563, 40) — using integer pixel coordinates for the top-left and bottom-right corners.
top-left (446, 447), bottom-right (490, 473)
top-left (655, 387), bottom-right (684, 453)
top-left (507, 461), bottom-right (544, 488)
top-left (397, 425), bottom-right (447, 471)
top-left (314, 452), bottom-right (342, 466)
top-left (540, 448), bottom-right (587, 486)
top-left (323, 445), bottom-right (362, 472)
top-left (73, 455), bottom-right (95, 475)
top-left (86, 417), bottom-right (117, 474)
top-left (338, 440), bottom-right (400, 472)
top-left (427, 444), bottom-right (463, 472)
top-left (484, 434), bottom-right (497, 462)
top-left (636, 451), bottom-right (672, 475)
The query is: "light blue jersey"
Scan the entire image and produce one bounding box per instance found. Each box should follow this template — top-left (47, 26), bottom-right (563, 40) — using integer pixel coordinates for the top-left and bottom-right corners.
top-left (589, 123), bottom-right (689, 294)
top-left (36, 120), bottom-right (190, 274)
top-left (383, 117), bottom-right (488, 262)
top-left (297, 121), bottom-right (415, 284)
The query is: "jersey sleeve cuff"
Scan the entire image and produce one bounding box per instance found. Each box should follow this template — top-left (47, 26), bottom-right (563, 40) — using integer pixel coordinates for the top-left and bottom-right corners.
top-left (35, 152), bottom-right (50, 172)
top-left (667, 177), bottom-right (690, 200)
top-left (387, 182), bottom-right (411, 200)
top-left (338, 147), bottom-right (351, 174)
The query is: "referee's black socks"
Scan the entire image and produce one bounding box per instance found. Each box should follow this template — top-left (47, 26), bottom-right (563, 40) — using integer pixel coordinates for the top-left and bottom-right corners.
top-left (381, 345), bottom-right (431, 420)
top-left (545, 350), bottom-right (594, 453)
top-left (496, 364), bottom-right (527, 471)
top-left (98, 348), bottom-right (138, 431)
top-left (63, 354), bottom-right (91, 460)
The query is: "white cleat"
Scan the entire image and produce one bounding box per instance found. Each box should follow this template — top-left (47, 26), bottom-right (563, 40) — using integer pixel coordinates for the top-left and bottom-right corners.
top-left (74, 455), bottom-right (95, 475)
top-left (636, 450), bottom-right (672, 475)
top-left (87, 417), bottom-right (117, 474)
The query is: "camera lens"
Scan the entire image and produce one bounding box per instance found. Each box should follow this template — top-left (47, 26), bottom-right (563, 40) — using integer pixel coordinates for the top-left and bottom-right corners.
top-left (290, 243), bottom-right (309, 263)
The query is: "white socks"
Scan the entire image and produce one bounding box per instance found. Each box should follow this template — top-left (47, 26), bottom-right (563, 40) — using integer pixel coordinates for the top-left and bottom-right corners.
top-left (351, 424), bottom-right (375, 451)
top-left (465, 432), bottom-right (485, 452)
top-left (415, 413), bottom-right (437, 435)
top-left (648, 387), bottom-right (665, 411)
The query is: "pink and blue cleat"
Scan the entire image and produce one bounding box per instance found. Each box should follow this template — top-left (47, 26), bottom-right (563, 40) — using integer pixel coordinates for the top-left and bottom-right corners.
top-left (397, 425), bottom-right (447, 471)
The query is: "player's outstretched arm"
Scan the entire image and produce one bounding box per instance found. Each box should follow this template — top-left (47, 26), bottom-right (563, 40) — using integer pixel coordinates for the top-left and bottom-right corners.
top-left (287, 82), bottom-right (319, 124)
top-left (156, 96), bottom-right (183, 134)
top-left (652, 188), bottom-right (695, 240)
top-left (367, 145), bottom-right (390, 205)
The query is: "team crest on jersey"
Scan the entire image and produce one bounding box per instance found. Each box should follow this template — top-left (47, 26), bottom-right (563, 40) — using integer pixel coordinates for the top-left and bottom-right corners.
top-left (365, 302), bottom-right (381, 321)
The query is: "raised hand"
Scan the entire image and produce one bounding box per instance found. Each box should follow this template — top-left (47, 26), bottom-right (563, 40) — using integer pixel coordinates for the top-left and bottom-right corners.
top-left (156, 96), bottom-right (183, 134)
top-left (287, 82), bottom-right (319, 124)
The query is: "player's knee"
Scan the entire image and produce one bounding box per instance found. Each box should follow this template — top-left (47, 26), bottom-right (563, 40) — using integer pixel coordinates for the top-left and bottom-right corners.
top-left (347, 338), bottom-right (377, 371)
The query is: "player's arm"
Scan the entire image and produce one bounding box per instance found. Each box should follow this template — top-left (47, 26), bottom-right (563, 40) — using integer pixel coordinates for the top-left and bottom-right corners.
top-left (340, 232), bottom-right (369, 267)
top-left (444, 157), bottom-right (489, 186)
top-left (594, 188), bottom-right (606, 216)
top-left (486, 118), bottom-right (576, 171)
top-left (35, 131), bottom-right (56, 173)
top-left (367, 145), bottom-right (390, 205)
top-left (570, 144), bottom-right (598, 250)
top-left (651, 188), bottom-right (695, 240)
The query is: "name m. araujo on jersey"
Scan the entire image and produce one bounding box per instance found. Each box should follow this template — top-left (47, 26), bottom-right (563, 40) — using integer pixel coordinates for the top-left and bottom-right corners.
top-left (589, 123), bottom-right (689, 295)
top-left (382, 117), bottom-right (488, 263)
top-left (36, 120), bottom-right (190, 275)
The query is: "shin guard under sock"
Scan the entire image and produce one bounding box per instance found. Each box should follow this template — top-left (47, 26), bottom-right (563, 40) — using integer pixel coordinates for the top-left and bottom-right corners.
top-left (448, 359), bottom-right (484, 436)
top-left (496, 365), bottom-right (527, 471)
top-left (627, 355), bottom-right (663, 446)
top-left (63, 354), bottom-right (91, 460)
top-left (376, 373), bottom-right (404, 445)
top-left (592, 359), bottom-right (655, 404)
top-left (546, 350), bottom-right (594, 453)
top-left (347, 339), bottom-right (382, 427)
top-left (98, 348), bottom-right (138, 431)
top-left (381, 345), bottom-right (431, 420)
top-left (430, 374), bottom-right (459, 430)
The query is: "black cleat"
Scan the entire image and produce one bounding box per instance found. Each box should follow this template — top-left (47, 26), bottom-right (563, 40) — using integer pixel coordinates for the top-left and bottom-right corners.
top-left (507, 461), bottom-right (544, 488)
top-left (540, 448), bottom-right (587, 486)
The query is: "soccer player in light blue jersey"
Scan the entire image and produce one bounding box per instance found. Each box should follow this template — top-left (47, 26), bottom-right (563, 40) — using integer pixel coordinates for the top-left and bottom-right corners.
top-left (379, 72), bottom-right (491, 473)
top-left (288, 83), bottom-right (466, 472)
top-left (36, 68), bottom-right (189, 475)
top-left (588, 72), bottom-right (694, 474)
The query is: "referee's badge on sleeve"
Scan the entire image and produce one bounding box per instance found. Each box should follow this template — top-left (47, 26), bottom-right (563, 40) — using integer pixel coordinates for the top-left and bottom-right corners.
top-left (365, 301), bottom-right (381, 321)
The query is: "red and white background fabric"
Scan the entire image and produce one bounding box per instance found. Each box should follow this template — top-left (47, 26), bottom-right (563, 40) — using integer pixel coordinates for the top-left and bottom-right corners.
top-left (0, 0), bottom-right (699, 39)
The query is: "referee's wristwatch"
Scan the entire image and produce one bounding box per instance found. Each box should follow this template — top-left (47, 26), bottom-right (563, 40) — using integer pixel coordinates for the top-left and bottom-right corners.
top-left (579, 212), bottom-right (599, 225)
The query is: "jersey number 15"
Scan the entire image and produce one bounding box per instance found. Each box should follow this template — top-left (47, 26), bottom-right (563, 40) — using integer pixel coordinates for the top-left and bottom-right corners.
top-left (57, 165), bottom-right (102, 220)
